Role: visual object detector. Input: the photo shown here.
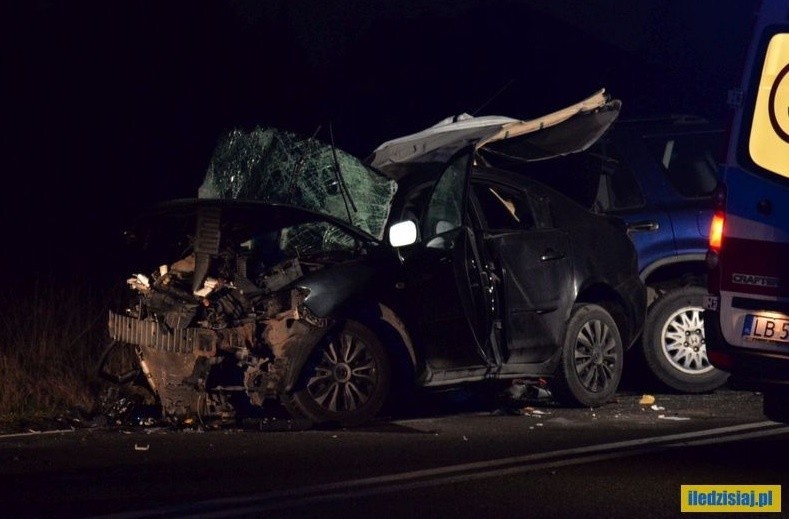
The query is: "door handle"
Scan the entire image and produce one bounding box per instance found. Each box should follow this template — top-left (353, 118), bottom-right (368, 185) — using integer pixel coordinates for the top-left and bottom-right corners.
top-left (627, 220), bottom-right (659, 232)
top-left (540, 248), bottom-right (565, 262)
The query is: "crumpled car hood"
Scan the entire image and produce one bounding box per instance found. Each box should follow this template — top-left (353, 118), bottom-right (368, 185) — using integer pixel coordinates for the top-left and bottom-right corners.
top-left (129, 198), bottom-right (378, 245)
top-left (124, 198), bottom-right (379, 293)
top-left (368, 89), bottom-right (621, 180)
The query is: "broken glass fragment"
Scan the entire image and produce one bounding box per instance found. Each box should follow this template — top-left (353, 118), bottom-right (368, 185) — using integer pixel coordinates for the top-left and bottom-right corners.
top-left (198, 127), bottom-right (397, 241)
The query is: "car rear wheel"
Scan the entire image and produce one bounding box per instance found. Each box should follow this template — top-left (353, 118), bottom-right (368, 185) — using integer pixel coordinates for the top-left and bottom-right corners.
top-left (282, 320), bottom-right (391, 427)
top-left (642, 286), bottom-right (728, 393)
top-left (553, 304), bottom-right (623, 407)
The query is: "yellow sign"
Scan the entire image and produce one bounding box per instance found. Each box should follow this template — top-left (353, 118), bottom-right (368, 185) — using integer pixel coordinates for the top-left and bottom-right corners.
top-left (749, 33), bottom-right (789, 178)
top-left (681, 485), bottom-right (781, 513)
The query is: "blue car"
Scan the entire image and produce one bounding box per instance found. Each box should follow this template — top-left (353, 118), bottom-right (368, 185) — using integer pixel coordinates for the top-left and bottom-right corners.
top-left (501, 114), bottom-right (729, 393)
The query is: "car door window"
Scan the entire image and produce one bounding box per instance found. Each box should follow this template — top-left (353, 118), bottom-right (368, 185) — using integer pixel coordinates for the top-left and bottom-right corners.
top-left (580, 142), bottom-right (645, 211)
top-left (602, 154), bottom-right (645, 210)
top-left (472, 182), bottom-right (536, 231)
top-left (645, 133), bottom-right (720, 198)
top-left (423, 154), bottom-right (467, 244)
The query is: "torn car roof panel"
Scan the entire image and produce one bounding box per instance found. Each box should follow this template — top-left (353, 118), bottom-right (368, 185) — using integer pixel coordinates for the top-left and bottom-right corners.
top-left (368, 89), bottom-right (620, 179)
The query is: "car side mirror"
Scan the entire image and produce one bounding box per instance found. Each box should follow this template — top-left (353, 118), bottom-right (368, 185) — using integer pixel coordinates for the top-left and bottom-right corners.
top-left (388, 220), bottom-right (418, 247)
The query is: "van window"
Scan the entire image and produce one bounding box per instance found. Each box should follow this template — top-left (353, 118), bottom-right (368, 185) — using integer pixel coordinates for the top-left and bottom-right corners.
top-left (748, 32), bottom-right (789, 178)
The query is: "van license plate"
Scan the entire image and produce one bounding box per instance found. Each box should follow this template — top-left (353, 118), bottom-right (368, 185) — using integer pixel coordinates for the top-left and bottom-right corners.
top-left (742, 314), bottom-right (789, 343)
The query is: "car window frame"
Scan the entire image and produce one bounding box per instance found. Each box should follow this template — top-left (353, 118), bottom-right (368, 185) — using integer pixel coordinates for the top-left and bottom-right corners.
top-left (641, 130), bottom-right (722, 200)
top-left (588, 139), bottom-right (647, 212)
top-left (469, 176), bottom-right (549, 233)
top-left (421, 151), bottom-right (472, 245)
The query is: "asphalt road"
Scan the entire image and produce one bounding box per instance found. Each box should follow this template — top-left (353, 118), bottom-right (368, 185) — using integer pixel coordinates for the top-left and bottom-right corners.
top-left (1, 388), bottom-right (787, 519)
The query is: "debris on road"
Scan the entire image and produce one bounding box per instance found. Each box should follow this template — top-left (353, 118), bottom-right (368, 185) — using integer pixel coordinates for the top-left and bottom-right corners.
top-left (639, 394), bottom-right (656, 405)
top-left (546, 417), bottom-right (575, 426)
top-left (658, 415), bottom-right (691, 421)
top-left (496, 379), bottom-right (555, 415)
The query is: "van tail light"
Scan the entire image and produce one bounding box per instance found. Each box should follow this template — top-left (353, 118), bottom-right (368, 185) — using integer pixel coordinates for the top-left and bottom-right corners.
top-left (709, 211), bottom-right (725, 252)
top-left (709, 182), bottom-right (727, 253)
top-left (707, 182), bottom-right (726, 291)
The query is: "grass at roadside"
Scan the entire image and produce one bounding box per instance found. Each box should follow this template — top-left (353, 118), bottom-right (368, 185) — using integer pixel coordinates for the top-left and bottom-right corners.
top-left (0, 271), bottom-right (117, 421)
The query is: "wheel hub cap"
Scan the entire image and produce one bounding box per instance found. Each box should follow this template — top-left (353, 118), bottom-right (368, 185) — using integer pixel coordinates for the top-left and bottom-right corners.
top-left (661, 305), bottom-right (714, 375)
top-left (306, 332), bottom-right (378, 414)
top-left (574, 319), bottom-right (617, 393)
top-left (333, 363), bottom-right (352, 383)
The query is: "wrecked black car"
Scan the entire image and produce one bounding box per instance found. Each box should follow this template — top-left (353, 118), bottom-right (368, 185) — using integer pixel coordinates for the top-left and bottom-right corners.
top-left (105, 89), bottom-right (646, 427)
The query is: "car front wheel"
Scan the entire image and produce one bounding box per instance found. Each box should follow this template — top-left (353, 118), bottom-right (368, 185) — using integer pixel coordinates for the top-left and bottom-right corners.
top-left (282, 320), bottom-right (391, 427)
top-left (642, 286), bottom-right (729, 393)
top-left (553, 304), bottom-right (623, 407)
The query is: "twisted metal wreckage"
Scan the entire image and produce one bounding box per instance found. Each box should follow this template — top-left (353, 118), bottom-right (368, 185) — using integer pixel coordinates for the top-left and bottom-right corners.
top-left (101, 90), bottom-right (636, 426)
top-left (104, 127), bottom-right (399, 422)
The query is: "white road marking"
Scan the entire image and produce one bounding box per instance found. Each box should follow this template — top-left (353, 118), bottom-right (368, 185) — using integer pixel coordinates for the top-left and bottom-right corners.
top-left (91, 420), bottom-right (789, 519)
top-left (0, 427), bottom-right (75, 440)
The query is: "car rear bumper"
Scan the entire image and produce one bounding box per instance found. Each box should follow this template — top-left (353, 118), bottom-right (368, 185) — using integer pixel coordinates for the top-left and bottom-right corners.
top-left (704, 309), bottom-right (789, 391)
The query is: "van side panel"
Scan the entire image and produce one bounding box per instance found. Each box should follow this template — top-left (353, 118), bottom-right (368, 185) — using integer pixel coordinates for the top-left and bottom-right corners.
top-left (704, 0), bottom-right (789, 400)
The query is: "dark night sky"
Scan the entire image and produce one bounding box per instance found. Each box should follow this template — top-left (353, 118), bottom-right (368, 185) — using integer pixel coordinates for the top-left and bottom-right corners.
top-left (1, 0), bottom-right (761, 279)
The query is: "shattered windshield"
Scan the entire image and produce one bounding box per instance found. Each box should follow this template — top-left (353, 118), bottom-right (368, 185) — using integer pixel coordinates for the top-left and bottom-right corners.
top-left (198, 127), bottom-right (397, 241)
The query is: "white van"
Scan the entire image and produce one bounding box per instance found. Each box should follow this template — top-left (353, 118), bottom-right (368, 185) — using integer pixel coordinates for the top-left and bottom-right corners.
top-left (704, 0), bottom-right (789, 421)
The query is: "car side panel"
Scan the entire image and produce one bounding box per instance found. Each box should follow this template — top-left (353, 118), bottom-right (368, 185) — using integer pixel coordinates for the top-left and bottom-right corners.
top-left (611, 207), bottom-right (674, 276)
top-left (485, 229), bottom-right (573, 364)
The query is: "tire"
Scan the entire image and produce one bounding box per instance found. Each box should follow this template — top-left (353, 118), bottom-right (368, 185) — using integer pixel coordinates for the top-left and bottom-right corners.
top-left (642, 286), bottom-right (728, 393)
top-left (93, 340), bottom-right (159, 423)
top-left (281, 320), bottom-right (391, 427)
top-left (553, 304), bottom-right (623, 407)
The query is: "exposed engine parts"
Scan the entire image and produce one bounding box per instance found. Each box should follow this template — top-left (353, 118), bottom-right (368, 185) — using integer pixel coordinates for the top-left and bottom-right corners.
top-left (109, 243), bottom-right (329, 422)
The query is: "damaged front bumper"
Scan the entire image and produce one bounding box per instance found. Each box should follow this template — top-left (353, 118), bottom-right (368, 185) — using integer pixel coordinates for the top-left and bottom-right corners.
top-left (106, 198), bottom-right (386, 423)
top-left (108, 280), bottom-right (328, 422)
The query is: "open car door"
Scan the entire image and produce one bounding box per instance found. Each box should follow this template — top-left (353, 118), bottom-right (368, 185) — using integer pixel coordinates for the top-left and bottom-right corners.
top-left (399, 153), bottom-right (500, 382)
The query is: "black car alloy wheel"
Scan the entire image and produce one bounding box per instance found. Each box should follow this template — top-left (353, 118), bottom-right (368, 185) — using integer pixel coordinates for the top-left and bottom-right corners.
top-left (283, 320), bottom-right (391, 427)
top-left (554, 304), bottom-right (623, 407)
